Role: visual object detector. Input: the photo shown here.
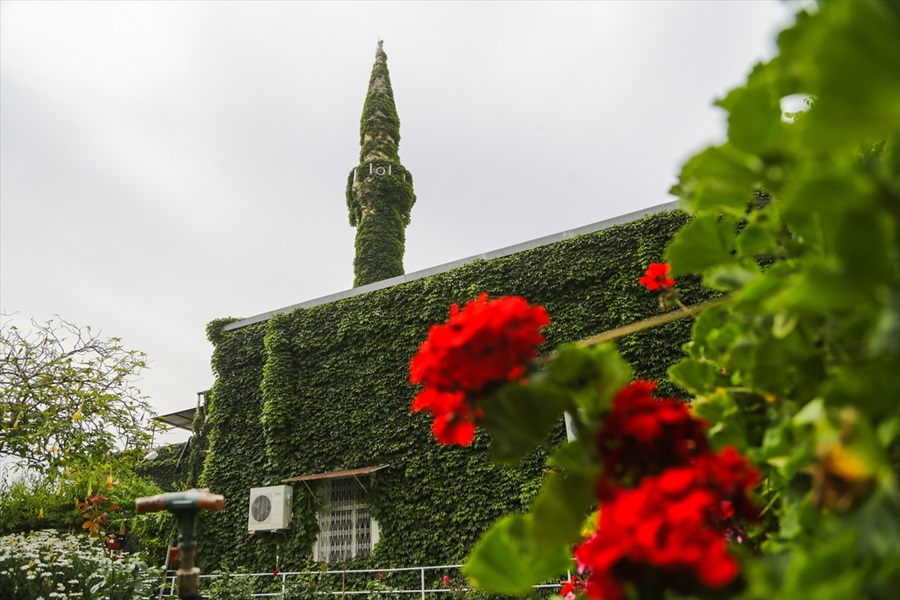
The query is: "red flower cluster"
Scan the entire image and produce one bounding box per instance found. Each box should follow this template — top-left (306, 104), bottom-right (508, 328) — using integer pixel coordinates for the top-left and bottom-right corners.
top-left (409, 294), bottom-right (550, 445)
top-left (595, 381), bottom-right (709, 497)
top-left (410, 389), bottom-right (477, 446)
top-left (639, 262), bottom-right (676, 291)
top-left (575, 381), bottom-right (760, 599)
top-left (560, 575), bottom-right (585, 599)
top-left (576, 452), bottom-right (757, 599)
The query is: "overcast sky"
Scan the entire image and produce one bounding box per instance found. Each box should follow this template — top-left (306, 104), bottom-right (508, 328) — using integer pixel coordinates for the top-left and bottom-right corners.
top-left (1, 1), bottom-right (802, 445)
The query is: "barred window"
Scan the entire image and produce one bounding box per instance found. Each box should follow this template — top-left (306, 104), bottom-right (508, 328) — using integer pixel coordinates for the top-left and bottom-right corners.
top-left (314, 477), bottom-right (378, 562)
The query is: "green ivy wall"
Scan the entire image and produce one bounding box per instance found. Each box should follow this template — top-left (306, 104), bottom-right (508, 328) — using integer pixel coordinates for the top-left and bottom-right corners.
top-left (197, 209), bottom-right (712, 573)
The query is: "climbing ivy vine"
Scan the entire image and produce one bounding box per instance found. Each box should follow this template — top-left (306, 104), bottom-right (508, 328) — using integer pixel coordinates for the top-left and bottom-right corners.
top-left (197, 210), bottom-right (712, 574)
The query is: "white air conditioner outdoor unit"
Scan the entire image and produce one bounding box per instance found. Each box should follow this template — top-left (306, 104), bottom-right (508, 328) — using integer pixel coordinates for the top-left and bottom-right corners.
top-left (248, 485), bottom-right (293, 532)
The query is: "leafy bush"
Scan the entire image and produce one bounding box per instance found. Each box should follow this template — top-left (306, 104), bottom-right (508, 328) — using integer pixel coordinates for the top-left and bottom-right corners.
top-left (0, 476), bottom-right (81, 534)
top-left (205, 569), bottom-right (258, 600)
top-left (126, 510), bottom-right (176, 567)
top-left (0, 529), bottom-right (161, 600)
top-left (0, 467), bottom-right (170, 561)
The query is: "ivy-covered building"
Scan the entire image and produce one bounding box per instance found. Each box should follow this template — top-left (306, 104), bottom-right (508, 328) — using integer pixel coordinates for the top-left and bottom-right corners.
top-left (190, 202), bottom-right (708, 573)
top-left (170, 43), bottom-right (706, 574)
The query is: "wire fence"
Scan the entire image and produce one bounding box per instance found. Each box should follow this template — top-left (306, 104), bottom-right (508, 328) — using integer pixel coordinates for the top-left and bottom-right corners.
top-left (159, 563), bottom-right (568, 599)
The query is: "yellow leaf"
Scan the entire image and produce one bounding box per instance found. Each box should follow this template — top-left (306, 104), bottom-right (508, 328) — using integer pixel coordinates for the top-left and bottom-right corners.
top-left (72, 410), bottom-right (83, 420)
top-left (825, 443), bottom-right (873, 483)
top-left (82, 521), bottom-right (93, 529)
top-left (38, 507), bottom-right (44, 519)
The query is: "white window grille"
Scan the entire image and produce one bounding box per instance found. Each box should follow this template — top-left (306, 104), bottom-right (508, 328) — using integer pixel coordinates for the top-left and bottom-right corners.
top-left (314, 477), bottom-right (379, 563)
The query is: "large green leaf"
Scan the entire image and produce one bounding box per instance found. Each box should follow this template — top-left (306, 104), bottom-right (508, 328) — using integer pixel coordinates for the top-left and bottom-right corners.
top-left (832, 209), bottom-right (890, 287)
top-left (737, 218), bottom-right (778, 257)
top-left (545, 343), bottom-right (631, 420)
top-left (717, 61), bottom-right (784, 155)
top-left (704, 263), bottom-right (761, 292)
top-left (767, 261), bottom-right (869, 313)
top-left (668, 357), bottom-right (721, 395)
top-left (665, 213), bottom-right (740, 275)
top-left (674, 145), bottom-right (764, 216)
top-left (531, 469), bottom-right (596, 549)
top-left (463, 513), bottom-right (572, 595)
top-left (464, 448), bottom-right (595, 595)
top-left (481, 382), bottom-right (568, 464)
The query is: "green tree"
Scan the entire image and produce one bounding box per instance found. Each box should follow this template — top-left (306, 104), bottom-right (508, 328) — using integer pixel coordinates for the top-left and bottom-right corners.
top-left (1, 315), bottom-right (154, 477)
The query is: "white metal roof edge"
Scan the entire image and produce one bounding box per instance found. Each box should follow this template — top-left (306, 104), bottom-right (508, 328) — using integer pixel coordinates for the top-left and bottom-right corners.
top-left (221, 200), bottom-right (681, 332)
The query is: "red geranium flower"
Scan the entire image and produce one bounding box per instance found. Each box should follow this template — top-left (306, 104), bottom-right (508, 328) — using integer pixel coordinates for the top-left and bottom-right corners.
top-left (559, 575), bottom-right (583, 598)
top-left (411, 388), bottom-right (478, 445)
top-left (410, 294), bottom-right (549, 445)
top-left (639, 262), bottom-right (676, 291)
top-left (575, 458), bottom-right (755, 599)
top-left (411, 294), bottom-right (550, 394)
top-left (595, 381), bottom-right (709, 498)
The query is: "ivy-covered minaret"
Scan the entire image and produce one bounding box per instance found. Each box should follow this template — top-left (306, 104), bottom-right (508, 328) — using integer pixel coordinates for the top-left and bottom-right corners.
top-left (346, 40), bottom-right (416, 287)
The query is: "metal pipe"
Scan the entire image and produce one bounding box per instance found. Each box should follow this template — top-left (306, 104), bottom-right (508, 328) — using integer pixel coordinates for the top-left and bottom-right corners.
top-left (136, 489), bottom-right (225, 599)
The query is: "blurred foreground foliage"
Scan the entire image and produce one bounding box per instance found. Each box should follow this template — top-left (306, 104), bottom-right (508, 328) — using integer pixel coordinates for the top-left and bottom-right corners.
top-left (464, 1), bottom-right (900, 598)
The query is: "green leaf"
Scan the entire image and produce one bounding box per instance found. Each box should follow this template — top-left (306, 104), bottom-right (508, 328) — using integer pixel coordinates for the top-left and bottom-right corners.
top-left (548, 440), bottom-right (589, 471)
top-left (737, 218), bottom-right (777, 256)
top-left (793, 398), bottom-right (824, 426)
top-left (464, 460), bottom-right (594, 595)
top-left (782, 530), bottom-right (863, 598)
top-left (685, 304), bottom-right (730, 359)
top-left (847, 484), bottom-right (900, 560)
top-left (717, 61), bottom-right (784, 155)
top-left (768, 261), bottom-right (869, 313)
top-left (822, 363), bottom-right (900, 419)
top-left (877, 416), bottom-right (900, 448)
top-left (691, 389), bottom-right (749, 451)
top-left (732, 261), bottom-right (796, 308)
top-left (868, 301), bottom-right (900, 357)
top-left (782, 167), bottom-right (875, 225)
top-left (531, 469), bottom-right (596, 549)
top-left (674, 145), bottom-right (764, 216)
top-left (480, 383), bottom-right (568, 464)
top-left (665, 213), bottom-right (740, 275)
top-left (704, 263), bottom-right (761, 291)
top-left (832, 209), bottom-right (890, 287)
top-left (545, 343), bottom-right (631, 420)
top-left (463, 514), bottom-right (571, 595)
top-left (668, 358), bottom-right (720, 395)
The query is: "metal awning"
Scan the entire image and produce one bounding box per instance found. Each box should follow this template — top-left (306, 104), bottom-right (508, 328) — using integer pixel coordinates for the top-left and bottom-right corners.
top-left (282, 465), bottom-right (388, 483)
top-left (155, 407), bottom-right (197, 432)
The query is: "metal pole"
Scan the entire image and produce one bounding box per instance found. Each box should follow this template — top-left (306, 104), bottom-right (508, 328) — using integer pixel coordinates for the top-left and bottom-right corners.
top-left (136, 489), bottom-right (225, 600)
top-left (420, 567), bottom-right (425, 600)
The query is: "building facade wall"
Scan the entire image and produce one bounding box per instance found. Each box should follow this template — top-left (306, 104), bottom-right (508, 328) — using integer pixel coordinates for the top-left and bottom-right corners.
top-left (197, 208), bottom-right (711, 573)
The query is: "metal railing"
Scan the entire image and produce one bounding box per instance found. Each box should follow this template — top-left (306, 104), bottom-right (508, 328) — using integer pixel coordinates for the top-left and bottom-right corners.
top-left (159, 564), bottom-right (567, 599)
